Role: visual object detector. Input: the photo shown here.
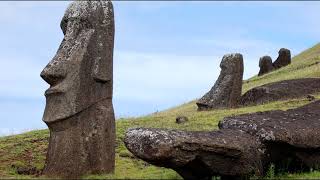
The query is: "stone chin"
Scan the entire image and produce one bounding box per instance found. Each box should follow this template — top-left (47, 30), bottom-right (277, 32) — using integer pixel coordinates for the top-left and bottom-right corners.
top-left (42, 93), bottom-right (77, 124)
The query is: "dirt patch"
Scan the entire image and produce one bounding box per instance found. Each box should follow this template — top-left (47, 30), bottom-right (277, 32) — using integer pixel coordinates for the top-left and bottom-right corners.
top-left (240, 78), bottom-right (320, 106)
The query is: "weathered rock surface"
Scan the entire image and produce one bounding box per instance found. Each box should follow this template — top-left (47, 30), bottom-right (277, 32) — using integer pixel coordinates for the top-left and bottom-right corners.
top-left (273, 48), bottom-right (291, 69)
top-left (197, 53), bottom-right (244, 111)
top-left (220, 100), bottom-right (320, 172)
top-left (240, 78), bottom-right (320, 106)
top-left (125, 100), bottom-right (320, 179)
top-left (40, 1), bottom-right (115, 178)
top-left (258, 56), bottom-right (273, 76)
top-left (125, 128), bottom-right (263, 179)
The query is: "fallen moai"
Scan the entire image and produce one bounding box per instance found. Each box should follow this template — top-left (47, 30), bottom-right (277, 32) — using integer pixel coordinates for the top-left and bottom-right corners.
top-left (240, 78), bottom-right (320, 106)
top-left (40, 0), bottom-right (115, 178)
top-left (125, 128), bottom-right (263, 180)
top-left (258, 56), bottom-right (273, 76)
top-left (196, 53), bottom-right (244, 111)
top-left (125, 100), bottom-right (320, 179)
top-left (220, 100), bottom-right (320, 173)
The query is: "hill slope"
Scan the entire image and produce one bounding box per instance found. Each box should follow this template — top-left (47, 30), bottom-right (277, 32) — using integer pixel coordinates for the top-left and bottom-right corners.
top-left (1, 43), bottom-right (320, 179)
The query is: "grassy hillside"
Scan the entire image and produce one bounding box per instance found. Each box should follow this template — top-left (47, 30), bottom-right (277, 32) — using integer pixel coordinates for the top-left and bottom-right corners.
top-left (1, 43), bottom-right (320, 179)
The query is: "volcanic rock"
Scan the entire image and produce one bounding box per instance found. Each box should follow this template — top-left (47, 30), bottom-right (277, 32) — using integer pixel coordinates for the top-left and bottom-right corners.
top-left (240, 78), bottom-right (320, 106)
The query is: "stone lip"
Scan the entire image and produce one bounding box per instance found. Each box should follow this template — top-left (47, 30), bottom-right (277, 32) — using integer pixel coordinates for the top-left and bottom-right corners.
top-left (125, 100), bottom-right (320, 179)
top-left (196, 53), bottom-right (244, 111)
top-left (240, 78), bottom-right (320, 106)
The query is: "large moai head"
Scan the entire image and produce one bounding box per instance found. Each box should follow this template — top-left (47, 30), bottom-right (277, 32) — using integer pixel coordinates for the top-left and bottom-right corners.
top-left (40, 1), bottom-right (115, 177)
top-left (40, 1), bottom-right (114, 125)
top-left (258, 56), bottom-right (273, 76)
top-left (197, 53), bottom-right (244, 110)
top-left (273, 48), bottom-right (291, 69)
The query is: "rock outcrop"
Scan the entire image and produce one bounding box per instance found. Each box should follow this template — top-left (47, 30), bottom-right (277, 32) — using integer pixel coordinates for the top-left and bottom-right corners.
top-left (197, 53), bottom-right (244, 111)
top-left (125, 100), bottom-right (320, 179)
top-left (240, 78), bottom-right (320, 106)
top-left (273, 48), bottom-right (291, 69)
top-left (258, 56), bottom-right (273, 76)
top-left (40, 1), bottom-right (115, 178)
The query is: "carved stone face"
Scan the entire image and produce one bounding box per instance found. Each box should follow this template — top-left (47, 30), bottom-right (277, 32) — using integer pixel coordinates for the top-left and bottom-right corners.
top-left (220, 53), bottom-right (243, 74)
top-left (40, 1), bottom-right (114, 124)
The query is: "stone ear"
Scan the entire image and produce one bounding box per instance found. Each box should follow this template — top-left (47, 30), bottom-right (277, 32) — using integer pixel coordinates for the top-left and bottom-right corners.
top-left (92, 57), bottom-right (112, 83)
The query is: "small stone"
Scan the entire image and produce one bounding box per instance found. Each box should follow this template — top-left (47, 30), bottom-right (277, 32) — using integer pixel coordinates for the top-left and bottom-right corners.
top-left (15, 166), bottom-right (38, 175)
top-left (175, 116), bottom-right (188, 124)
top-left (307, 95), bottom-right (316, 101)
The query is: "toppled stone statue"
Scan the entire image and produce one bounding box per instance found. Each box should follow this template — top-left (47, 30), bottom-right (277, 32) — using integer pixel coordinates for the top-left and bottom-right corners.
top-left (40, 1), bottom-right (115, 178)
top-left (220, 100), bottom-right (320, 173)
top-left (273, 48), bottom-right (291, 69)
top-left (125, 128), bottom-right (263, 180)
top-left (258, 56), bottom-right (273, 76)
top-left (196, 53), bottom-right (244, 111)
top-left (240, 78), bottom-right (320, 106)
top-left (125, 100), bottom-right (320, 179)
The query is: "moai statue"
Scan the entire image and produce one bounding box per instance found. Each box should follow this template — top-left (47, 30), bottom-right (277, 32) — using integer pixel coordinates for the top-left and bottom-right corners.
top-left (196, 53), bottom-right (244, 111)
top-left (258, 56), bottom-right (273, 76)
top-left (273, 48), bottom-right (291, 69)
top-left (40, 1), bottom-right (115, 178)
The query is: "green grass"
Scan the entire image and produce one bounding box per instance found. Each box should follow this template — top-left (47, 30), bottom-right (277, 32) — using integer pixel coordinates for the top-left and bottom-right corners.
top-left (1, 43), bottom-right (320, 179)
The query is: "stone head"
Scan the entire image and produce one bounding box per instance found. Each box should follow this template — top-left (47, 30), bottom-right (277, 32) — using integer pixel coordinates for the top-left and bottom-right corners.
top-left (278, 48), bottom-right (291, 59)
top-left (259, 56), bottom-right (272, 68)
top-left (220, 53), bottom-right (243, 74)
top-left (40, 0), bottom-right (114, 124)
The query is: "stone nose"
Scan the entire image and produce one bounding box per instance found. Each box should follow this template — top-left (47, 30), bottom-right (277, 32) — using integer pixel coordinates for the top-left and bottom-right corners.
top-left (40, 58), bottom-right (66, 86)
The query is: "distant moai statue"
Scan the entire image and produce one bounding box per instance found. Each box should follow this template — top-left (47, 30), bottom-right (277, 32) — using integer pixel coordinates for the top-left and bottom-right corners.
top-left (197, 53), bottom-right (244, 110)
top-left (258, 56), bottom-right (273, 76)
top-left (40, 0), bottom-right (115, 178)
top-left (273, 48), bottom-right (291, 69)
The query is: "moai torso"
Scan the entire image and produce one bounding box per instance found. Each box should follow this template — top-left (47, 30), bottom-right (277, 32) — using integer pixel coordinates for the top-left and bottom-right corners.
top-left (40, 1), bottom-right (115, 178)
top-left (197, 53), bottom-right (244, 111)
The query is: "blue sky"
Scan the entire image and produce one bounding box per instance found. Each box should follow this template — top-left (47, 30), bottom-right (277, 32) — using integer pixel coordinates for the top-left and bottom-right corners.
top-left (0, 1), bottom-right (320, 136)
